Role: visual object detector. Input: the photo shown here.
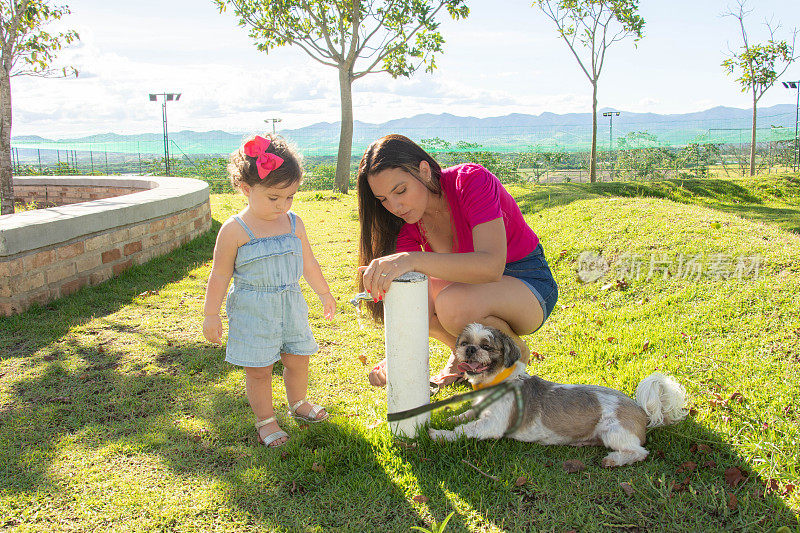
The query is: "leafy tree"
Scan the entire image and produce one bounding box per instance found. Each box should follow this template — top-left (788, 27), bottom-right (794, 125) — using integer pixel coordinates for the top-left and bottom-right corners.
top-left (677, 142), bottom-right (720, 178)
top-left (722, 0), bottom-right (797, 176)
top-left (616, 131), bottom-right (672, 180)
top-left (1, 0), bottom-right (78, 215)
top-left (535, 0), bottom-right (644, 183)
top-left (215, 0), bottom-right (469, 193)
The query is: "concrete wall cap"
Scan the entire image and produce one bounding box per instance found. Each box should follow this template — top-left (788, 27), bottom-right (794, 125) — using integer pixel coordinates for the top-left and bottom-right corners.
top-left (11, 176), bottom-right (157, 189)
top-left (1, 175), bottom-right (210, 257)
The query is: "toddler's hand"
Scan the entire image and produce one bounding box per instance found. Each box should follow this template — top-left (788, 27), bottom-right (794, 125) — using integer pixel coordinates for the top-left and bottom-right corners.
top-left (321, 293), bottom-right (336, 320)
top-left (203, 315), bottom-right (224, 345)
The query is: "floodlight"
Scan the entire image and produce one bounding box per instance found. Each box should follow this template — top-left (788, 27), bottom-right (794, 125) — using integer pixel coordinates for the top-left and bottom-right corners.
top-left (782, 80), bottom-right (800, 171)
top-left (149, 92), bottom-right (183, 176)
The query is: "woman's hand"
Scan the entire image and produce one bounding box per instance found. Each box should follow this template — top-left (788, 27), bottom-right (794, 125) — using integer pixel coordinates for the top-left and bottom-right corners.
top-left (358, 252), bottom-right (415, 300)
top-left (203, 315), bottom-right (223, 345)
top-left (320, 292), bottom-right (336, 320)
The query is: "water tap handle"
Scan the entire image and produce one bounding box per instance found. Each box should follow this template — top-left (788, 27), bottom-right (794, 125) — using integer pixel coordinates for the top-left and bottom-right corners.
top-left (349, 291), bottom-right (372, 307)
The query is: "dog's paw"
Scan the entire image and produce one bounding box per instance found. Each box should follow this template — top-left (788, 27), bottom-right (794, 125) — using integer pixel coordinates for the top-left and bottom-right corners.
top-left (601, 456), bottom-right (619, 468)
top-left (447, 409), bottom-right (476, 424)
top-left (428, 428), bottom-right (457, 442)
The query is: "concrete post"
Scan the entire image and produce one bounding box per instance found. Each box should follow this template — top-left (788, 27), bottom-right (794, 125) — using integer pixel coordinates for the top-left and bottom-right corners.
top-left (384, 271), bottom-right (430, 438)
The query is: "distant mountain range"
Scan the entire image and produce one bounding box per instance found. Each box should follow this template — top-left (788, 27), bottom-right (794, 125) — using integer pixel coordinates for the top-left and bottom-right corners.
top-left (12, 104), bottom-right (798, 156)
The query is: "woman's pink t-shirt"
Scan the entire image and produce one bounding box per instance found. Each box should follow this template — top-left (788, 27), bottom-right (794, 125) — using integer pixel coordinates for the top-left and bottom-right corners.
top-left (395, 163), bottom-right (538, 262)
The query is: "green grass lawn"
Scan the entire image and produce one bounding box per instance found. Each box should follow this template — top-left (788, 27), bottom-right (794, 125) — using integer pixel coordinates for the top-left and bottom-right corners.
top-left (1, 174), bottom-right (799, 532)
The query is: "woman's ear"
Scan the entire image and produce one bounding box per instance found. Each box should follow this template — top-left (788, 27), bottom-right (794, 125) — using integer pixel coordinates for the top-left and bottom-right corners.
top-left (419, 160), bottom-right (431, 180)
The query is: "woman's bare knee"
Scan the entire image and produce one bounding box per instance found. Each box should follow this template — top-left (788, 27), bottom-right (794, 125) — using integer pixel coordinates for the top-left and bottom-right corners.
top-left (434, 287), bottom-right (477, 334)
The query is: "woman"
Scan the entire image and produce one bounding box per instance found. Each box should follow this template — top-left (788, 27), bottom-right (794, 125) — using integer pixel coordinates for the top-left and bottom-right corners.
top-left (358, 134), bottom-right (558, 389)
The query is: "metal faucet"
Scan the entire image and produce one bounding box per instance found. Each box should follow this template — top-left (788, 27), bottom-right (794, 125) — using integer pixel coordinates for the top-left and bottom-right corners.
top-left (349, 291), bottom-right (372, 307)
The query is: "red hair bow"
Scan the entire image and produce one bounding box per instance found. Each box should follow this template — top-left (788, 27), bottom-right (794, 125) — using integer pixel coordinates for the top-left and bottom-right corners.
top-left (243, 136), bottom-right (284, 179)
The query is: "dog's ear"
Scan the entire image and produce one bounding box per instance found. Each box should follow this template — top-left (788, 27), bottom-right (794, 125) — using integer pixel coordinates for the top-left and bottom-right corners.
top-left (499, 330), bottom-right (521, 368)
top-left (455, 329), bottom-right (466, 347)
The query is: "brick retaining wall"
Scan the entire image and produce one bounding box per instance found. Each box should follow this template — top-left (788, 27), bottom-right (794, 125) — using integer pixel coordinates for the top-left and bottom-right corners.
top-left (14, 183), bottom-right (147, 207)
top-left (0, 176), bottom-right (211, 316)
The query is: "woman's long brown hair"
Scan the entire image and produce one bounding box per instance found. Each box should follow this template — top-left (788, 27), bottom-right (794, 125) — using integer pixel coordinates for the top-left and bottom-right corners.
top-left (357, 134), bottom-right (442, 322)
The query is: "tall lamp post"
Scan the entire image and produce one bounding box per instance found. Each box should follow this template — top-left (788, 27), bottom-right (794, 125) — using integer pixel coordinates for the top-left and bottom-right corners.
top-left (782, 81), bottom-right (800, 172)
top-left (265, 118), bottom-right (282, 134)
top-left (603, 111), bottom-right (620, 180)
top-left (149, 92), bottom-right (182, 176)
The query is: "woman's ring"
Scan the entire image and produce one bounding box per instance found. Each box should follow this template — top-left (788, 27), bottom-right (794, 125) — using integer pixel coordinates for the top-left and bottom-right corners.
top-left (380, 273), bottom-right (388, 277)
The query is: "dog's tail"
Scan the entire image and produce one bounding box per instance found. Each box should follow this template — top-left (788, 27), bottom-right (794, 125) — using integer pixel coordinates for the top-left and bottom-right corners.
top-left (635, 372), bottom-right (688, 428)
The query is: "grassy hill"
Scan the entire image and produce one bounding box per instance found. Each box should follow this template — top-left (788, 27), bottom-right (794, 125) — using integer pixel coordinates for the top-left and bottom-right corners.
top-left (0, 174), bottom-right (798, 531)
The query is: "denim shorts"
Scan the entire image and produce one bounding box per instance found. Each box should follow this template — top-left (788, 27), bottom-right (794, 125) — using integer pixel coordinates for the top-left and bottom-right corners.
top-left (503, 243), bottom-right (559, 331)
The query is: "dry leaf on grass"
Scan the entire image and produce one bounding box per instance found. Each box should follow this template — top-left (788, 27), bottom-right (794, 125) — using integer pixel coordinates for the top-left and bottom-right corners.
top-left (677, 461), bottom-right (697, 474)
top-left (729, 391), bottom-right (744, 403)
top-left (563, 460), bottom-right (586, 473)
top-left (724, 467), bottom-right (745, 489)
top-left (671, 477), bottom-right (690, 493)
top-left (358, 354), bottom-right (367, 365)
top-left (412, 495), bottom-right (429, 503)
top-left (689, 443), bottom-right (711, 454)
top-left (312, 462), bottom-right (325, 473)
top-left (515, 476), bottom-right (527, 487)
top-left (620, 482), bottom-right (634, 496)
top-left (727, 492), bottom-right (738, 511)
top-left (709, 394), bottom-right (728, 409)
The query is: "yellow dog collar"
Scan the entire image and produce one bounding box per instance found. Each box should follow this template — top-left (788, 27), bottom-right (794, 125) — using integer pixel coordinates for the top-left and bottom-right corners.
top-left (472, 364), bottom-right (518, 391)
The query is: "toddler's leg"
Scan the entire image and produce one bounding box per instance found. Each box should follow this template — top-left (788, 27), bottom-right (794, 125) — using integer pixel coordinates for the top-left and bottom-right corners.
top-left (281, 353), bottom-right (327, 420)
top-left (245, 365), bottom-right (286, 446)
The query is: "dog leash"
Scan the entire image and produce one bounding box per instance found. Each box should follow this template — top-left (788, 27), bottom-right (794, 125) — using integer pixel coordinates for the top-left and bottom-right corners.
top-left (385, 379), bottom-right (525, 437)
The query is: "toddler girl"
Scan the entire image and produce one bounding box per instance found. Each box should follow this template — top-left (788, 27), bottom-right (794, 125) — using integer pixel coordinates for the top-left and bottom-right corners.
top-left (203, 134), bottom-right (336, 448)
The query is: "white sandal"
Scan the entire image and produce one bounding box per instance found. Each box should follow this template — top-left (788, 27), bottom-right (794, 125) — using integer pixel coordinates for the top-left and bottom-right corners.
top-left (255, 417), bottom-right (289, 447)
top-left (289, 399), bottom-right (329, 423)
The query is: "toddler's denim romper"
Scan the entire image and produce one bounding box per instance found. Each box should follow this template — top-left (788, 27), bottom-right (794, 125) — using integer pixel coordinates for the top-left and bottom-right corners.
top-left (225, 212), bottom-right (318, 367)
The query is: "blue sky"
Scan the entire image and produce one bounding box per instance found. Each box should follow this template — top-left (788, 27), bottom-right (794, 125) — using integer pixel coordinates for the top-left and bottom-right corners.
top-left (12, 0), bottom-right (800, 138)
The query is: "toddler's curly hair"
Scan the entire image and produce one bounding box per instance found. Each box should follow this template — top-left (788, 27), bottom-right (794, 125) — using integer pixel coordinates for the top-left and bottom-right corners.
top-left (228, 134), bottom-right (303, 189)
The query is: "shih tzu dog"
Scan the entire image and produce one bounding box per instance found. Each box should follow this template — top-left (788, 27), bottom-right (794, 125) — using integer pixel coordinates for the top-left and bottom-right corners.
top-left (429, 323), bottom-right (688, 467)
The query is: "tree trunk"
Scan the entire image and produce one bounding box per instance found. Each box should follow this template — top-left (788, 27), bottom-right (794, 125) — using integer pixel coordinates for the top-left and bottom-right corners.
top-left (749, 93), bottom-right (757, 176)
top-left (0, 69), bottom-right (14, 215)
top-left (589, 81), bottom-right (598, 183)
top-left (335, 66), bottom-right (354, 194)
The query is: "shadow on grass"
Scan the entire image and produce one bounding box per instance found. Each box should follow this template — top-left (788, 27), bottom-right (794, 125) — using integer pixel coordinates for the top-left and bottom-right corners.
top-left (0, 320), bottom-right (425, 529)
top-left (395, 405), bottom-right (799, 531)
top-left (2, 317), bottom-right (797, 529)
top-left (0, 219), bottom-right (221, 360)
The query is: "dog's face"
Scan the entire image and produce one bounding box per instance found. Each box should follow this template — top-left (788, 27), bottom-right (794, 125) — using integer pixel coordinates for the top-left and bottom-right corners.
top-left (455, 323), bottom-right (521, 385)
